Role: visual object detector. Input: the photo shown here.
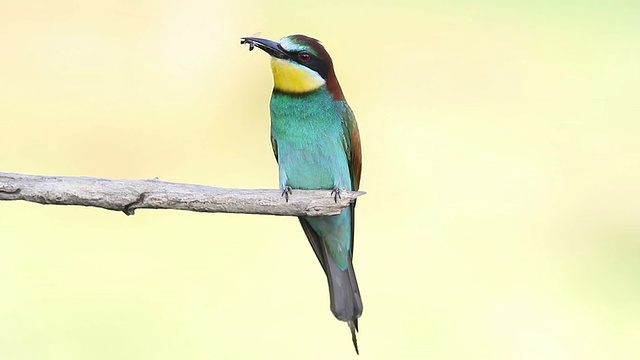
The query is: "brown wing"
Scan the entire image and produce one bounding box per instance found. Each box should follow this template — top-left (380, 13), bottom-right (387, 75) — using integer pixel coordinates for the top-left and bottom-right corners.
top-left (348, 119), bottom-right (362, 190)
top-left (339, 103), bottom-right (362, 190)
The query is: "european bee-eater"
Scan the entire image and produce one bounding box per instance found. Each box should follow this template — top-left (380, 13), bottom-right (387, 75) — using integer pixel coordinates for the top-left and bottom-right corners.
top-left (241, 34), bottom-right (363, 353)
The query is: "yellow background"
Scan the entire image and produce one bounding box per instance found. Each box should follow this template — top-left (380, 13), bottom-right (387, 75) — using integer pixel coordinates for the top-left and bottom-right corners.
top-left (1, 1), bottom-right (639, 358)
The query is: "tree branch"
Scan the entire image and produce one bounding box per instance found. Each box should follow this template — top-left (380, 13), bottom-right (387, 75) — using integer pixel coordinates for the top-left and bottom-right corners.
top-left (0, 172), bottom-right (364, 217)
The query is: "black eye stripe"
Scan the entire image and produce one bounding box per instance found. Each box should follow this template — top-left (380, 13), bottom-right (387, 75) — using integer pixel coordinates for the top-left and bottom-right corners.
top-left (286, 51), bottom-right (329, 80)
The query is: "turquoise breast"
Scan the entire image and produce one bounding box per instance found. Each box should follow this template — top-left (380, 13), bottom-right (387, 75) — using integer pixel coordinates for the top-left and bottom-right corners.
top-left (270, 88), bottom-right (351, 191)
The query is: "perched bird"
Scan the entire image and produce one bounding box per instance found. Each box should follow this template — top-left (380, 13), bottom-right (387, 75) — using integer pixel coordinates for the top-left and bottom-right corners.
top-left (241, 34), bottom-right (363, 353)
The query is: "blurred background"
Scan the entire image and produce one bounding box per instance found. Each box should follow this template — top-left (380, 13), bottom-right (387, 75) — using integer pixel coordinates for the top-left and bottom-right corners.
top-left (1, 0), bottom-right (639, 359)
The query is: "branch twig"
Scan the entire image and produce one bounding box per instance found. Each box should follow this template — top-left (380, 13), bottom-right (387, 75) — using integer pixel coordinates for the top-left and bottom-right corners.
top-left (0, 172), bottom-right (364, 217)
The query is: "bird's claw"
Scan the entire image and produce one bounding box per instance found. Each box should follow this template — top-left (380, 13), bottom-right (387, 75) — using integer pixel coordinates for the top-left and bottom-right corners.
top-left (281, 186), bottom-right (293, 202)
top-left (331, 187), bottom-right (343, 203)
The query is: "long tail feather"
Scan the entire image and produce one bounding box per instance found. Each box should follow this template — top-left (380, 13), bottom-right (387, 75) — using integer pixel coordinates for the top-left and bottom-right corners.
top-left (299, 217), bottom-right (363, 353)
top-left (349, 320), bottom-right (359, 354)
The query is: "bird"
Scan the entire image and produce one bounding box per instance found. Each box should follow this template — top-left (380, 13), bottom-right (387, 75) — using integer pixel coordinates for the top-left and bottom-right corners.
top-left (240, 34), bottom-right (363, 354)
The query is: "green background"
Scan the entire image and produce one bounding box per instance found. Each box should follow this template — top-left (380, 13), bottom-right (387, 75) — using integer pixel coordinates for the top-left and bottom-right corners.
top-left (1, 1), bottom-right (639, 358)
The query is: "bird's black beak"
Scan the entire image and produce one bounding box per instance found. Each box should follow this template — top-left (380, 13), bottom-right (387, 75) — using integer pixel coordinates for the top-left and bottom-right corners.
top-left (240, 37), bottom-right (288, 59)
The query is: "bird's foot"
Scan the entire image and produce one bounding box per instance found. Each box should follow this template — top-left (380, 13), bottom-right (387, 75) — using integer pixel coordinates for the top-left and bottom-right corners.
top-left (281, 186), bottom-right (293, 202)
top-left (330, 187), bottom-right (343, 203)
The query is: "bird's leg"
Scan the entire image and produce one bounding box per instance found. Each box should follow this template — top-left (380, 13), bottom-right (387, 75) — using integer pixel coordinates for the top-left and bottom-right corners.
top-left (281, 185), bottom-right (293, 202)
top-left (330, 187), bottom-right (343, 203)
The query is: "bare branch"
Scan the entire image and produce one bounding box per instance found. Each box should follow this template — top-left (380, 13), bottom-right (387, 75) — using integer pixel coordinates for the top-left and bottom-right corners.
top-left (0, 172), bottom-right (364, 217)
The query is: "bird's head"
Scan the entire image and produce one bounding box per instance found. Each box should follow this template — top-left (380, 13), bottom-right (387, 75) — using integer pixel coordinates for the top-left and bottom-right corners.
top-left (241, 34), bottom-right (345, 100)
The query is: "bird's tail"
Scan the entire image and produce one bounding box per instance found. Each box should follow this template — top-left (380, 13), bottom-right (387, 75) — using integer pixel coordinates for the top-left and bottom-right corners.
top-left (349, 319), bottom-right (359, 355)
top-left (324, 245), bottom-right (363, 354)
top-left (298, 216), bottom-right (363, 354)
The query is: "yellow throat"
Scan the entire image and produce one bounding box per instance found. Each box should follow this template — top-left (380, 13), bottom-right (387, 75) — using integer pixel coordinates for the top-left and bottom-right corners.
top-left (270, 58), bottom-right (325, 93)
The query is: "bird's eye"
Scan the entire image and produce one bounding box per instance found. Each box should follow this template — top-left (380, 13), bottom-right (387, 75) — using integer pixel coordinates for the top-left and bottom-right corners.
top-left (298, 52), bottom-right (311, 62)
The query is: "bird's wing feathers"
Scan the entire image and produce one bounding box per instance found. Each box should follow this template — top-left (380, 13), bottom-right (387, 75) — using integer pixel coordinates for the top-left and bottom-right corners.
top-left (338, 102), bottom-right (362, 191)
top-left (337, 101), bottom-right (361, 254)
top-left (298, 217), bottom-right (329, 275)
top-left (271, 136), bottom-right (279, 162)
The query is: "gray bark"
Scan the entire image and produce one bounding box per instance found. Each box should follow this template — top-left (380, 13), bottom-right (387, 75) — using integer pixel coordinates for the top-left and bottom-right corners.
top-left (0, 172), bottom-right (364, 217)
